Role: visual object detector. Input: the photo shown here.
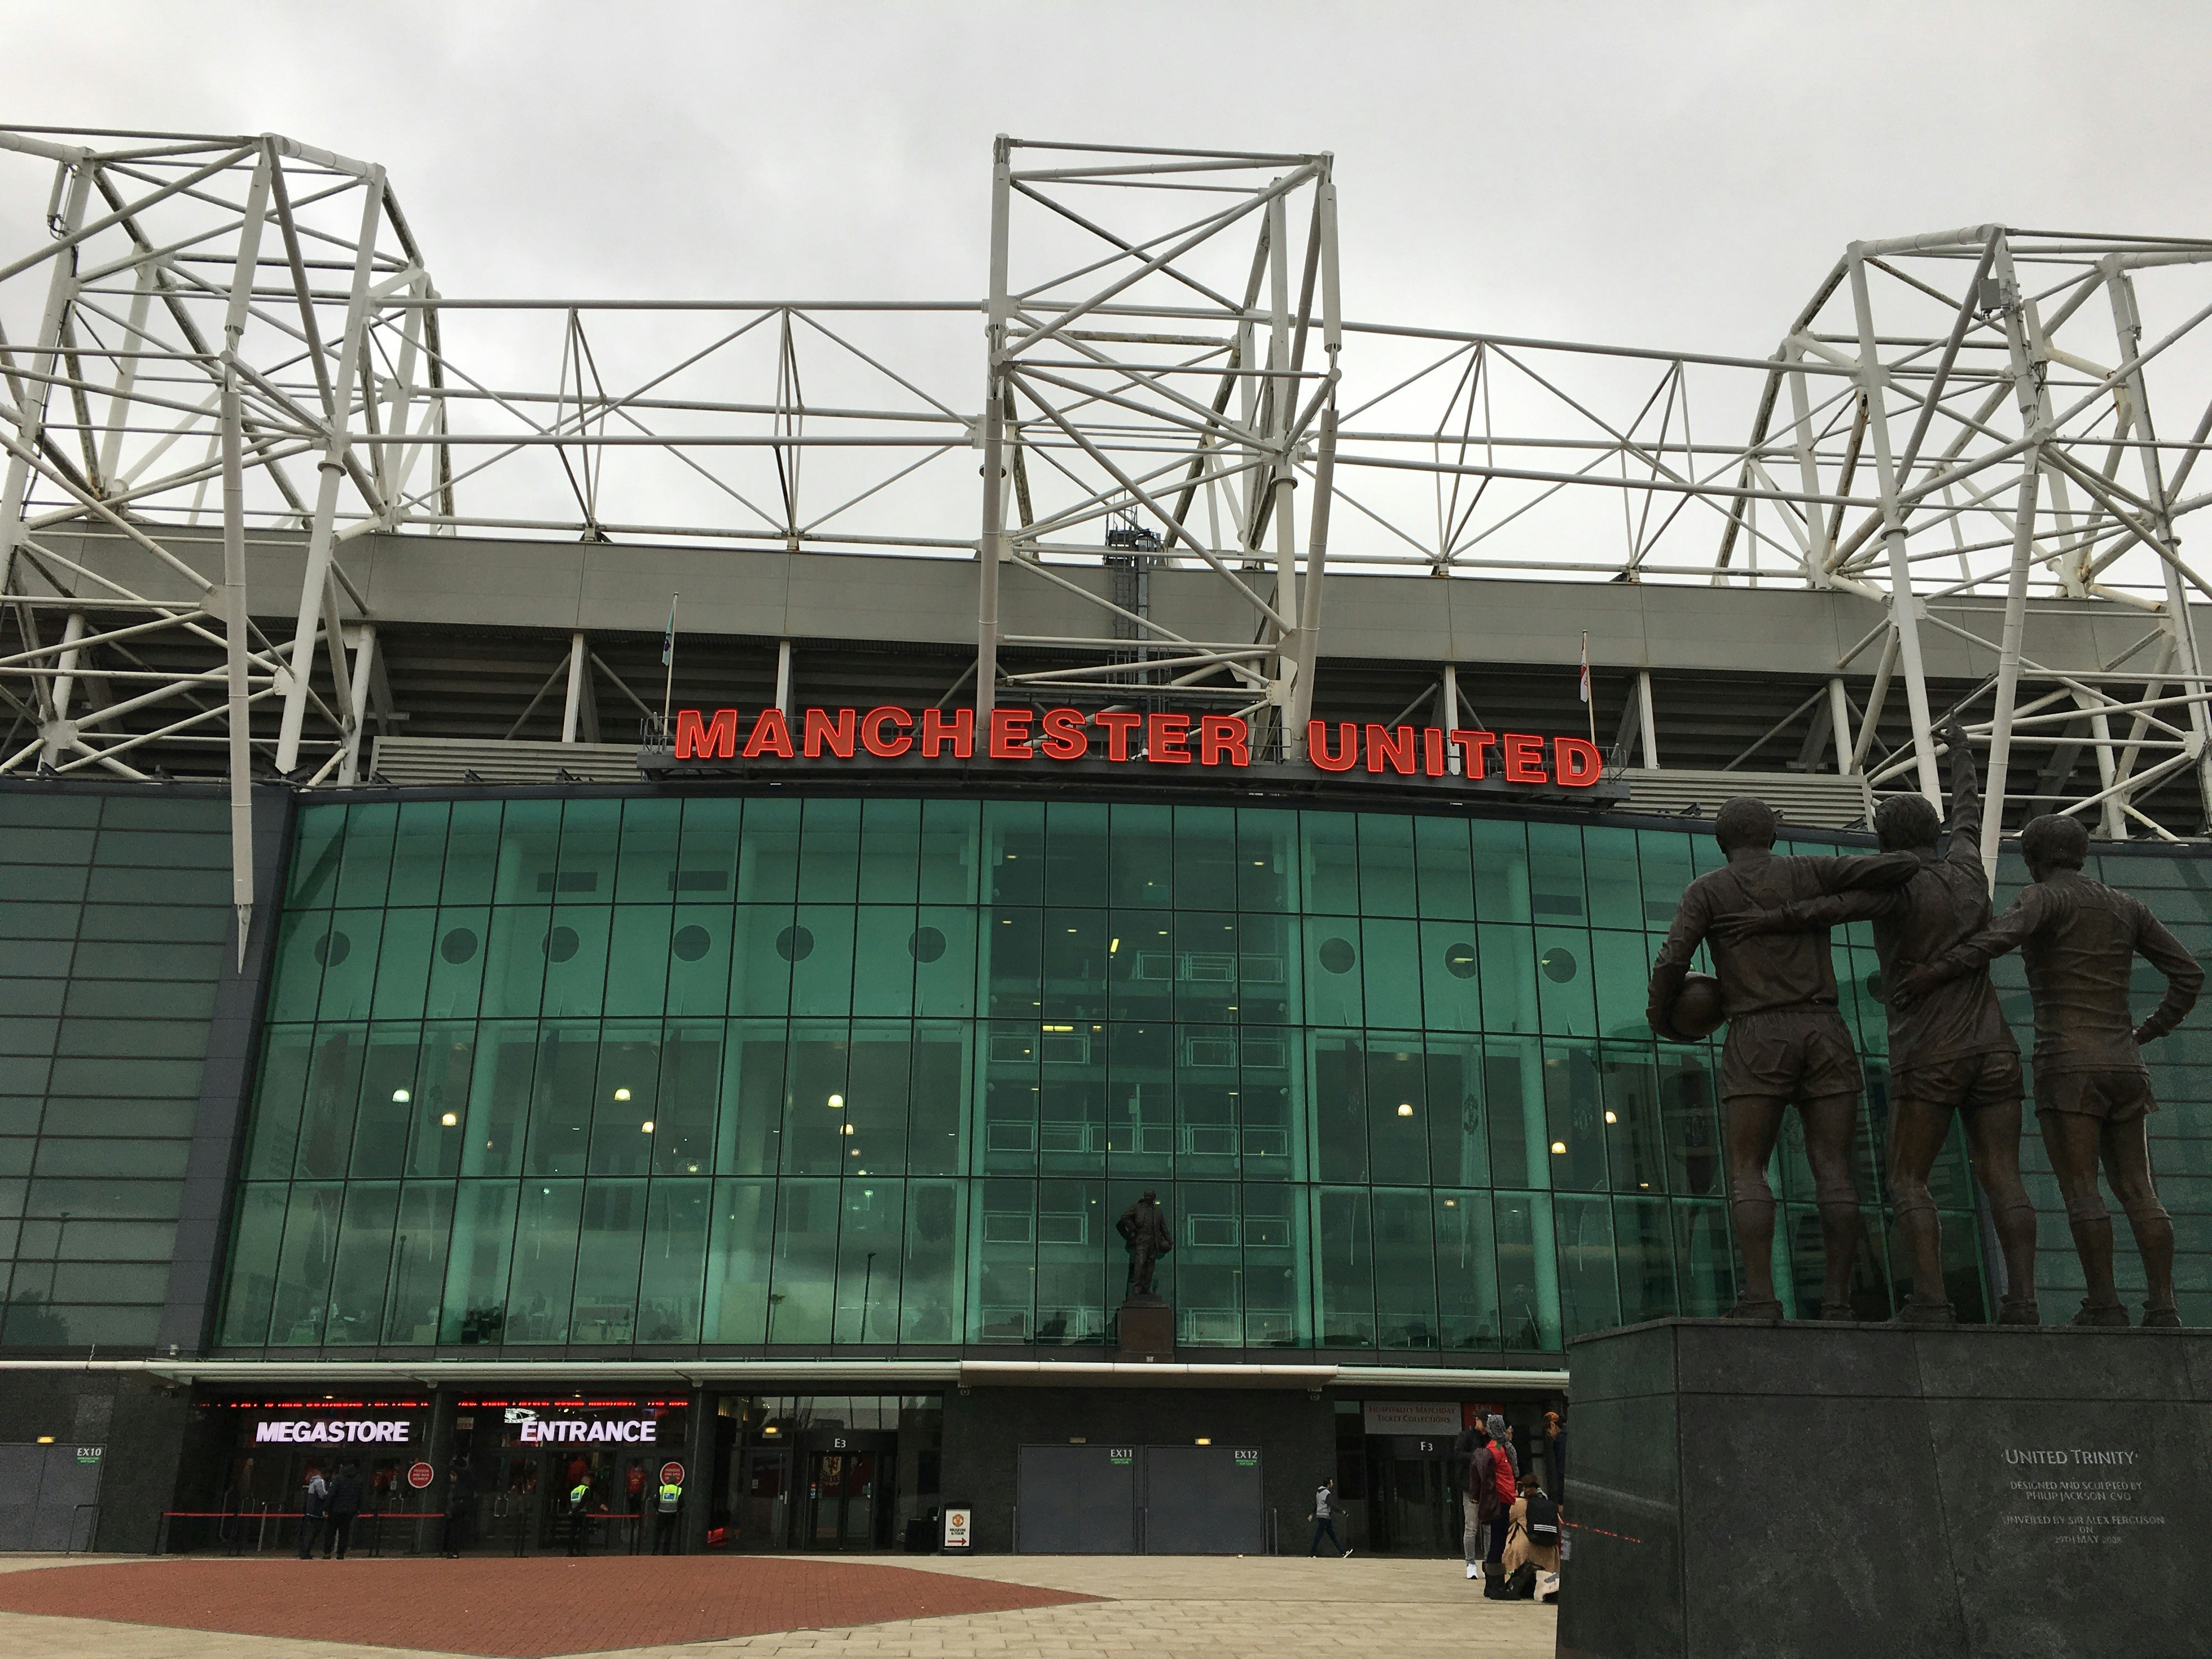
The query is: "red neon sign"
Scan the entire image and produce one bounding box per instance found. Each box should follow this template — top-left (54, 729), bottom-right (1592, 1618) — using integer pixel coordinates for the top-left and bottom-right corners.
top-left (671, 707), bottom-right (1600, 789)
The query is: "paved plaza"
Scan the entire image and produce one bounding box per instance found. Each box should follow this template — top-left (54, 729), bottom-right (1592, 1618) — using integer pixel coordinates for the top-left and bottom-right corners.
top-left (0, 1553), bottom-right (1556, 1659)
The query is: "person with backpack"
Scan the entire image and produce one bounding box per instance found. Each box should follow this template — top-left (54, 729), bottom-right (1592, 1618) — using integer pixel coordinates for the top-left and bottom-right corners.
top-left (296, 1465), bottom-right (328, 1559)
top-left (1467, 1423), bottom-right (1517, 1594)
top-left (1503, 1474), bottom-right (1562, 1585)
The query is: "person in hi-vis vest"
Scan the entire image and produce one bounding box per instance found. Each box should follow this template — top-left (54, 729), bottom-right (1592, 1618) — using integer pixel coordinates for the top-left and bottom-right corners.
top-left (654, 1472), bottom-right (684, 1554)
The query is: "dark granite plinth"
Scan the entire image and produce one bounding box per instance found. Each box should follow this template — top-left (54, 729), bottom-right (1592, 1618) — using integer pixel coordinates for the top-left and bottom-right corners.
top-left (1114, 1298), bottom-right (1172, 1361)
top-left (1559, 1319), bottom-right (2212, 1659)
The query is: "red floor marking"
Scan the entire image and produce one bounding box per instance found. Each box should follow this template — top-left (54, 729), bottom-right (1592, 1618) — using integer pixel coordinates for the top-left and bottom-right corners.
top-left (0, 1556), bottom-right (1099, 1658)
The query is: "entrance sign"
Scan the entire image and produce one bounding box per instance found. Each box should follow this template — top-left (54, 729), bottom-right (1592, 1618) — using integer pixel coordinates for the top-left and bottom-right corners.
top-left (517, 1417), bottom-right (659, 1444)
top-left (406, 1462), bottom-right (435, 1490)
top-left (253, 1418), bottom-right (411, 1444)
top-left (660, 1462), bottom-right (684, 1486)
top-left (669, 706), bottom-right (1604, 791)
top-left (942, 1506), bottom-right (972, 1550)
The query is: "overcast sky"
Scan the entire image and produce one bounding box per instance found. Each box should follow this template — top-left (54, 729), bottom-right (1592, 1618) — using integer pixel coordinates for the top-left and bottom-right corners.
top-left (13, 1), bottom-right (2212, 353)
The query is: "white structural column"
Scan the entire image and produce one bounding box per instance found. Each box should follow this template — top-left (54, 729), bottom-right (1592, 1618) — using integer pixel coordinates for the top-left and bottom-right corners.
top-left (274, 170), bottom-right (386, 774)
top-left (1982, 236), bottom-right (2049, 877)
top-left (1641, 671), bottom-right (1663, 770)
top-left (561, 631), bottom-right (588, 743)
top-left (2108, 265), bottom-right (2212, 826)
top-left (1825, 678), bottom-right (1850, 775)
top-left (774, 637), bottom-right (792, 715)
top-left (0, 146), bottom-right (90, 597)
top-left (974, 135), bottom-right (1013, 725)
top-left (1846, 242), bottom-right (1942, 803)
top-left (338, 624), bottom-right (376, 785)
top-left (221, 148), bottom-right (276, 962)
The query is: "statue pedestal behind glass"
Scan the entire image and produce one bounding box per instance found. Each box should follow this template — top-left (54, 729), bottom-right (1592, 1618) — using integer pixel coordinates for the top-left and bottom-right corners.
top-left (1115, 1296), bottom-right (1173, 1363)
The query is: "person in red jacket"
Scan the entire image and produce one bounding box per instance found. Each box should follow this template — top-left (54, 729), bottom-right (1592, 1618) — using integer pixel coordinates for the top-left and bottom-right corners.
top-left (1467, 1424), bottom-right (1517, 1597)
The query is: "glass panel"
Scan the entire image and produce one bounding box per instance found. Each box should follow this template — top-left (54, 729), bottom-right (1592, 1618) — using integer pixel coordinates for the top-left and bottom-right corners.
top-left (705, 1178), bottom-right (774, 1341)
top-left (1534, 927), bottom-right (1595, 1036)
top-left (1356, 815), bottom-right (1416, 917)
top-left (1584, 827), bottom-right (1642, 931)
top-left (974, 1176), bottom-right (1035, 1341)
top-left (730, 906), bottom-right (795, 1017)
top-left (848, 1026), bottom-right (912, 1177)
top-left (268, 1183), bottom-right (342, 1345)
top-left (836, 1179), bottom-right (904, 1342)
top-left (1173, 807), bottom-right (1237, 917)
top-left (335, 803), bottom-right (397, 909)
top-left (984, 802), bottom-right (1045, 905)
top-left (768, 1178), bottom-right (838, 1341)
top-left (1435, 1189), bottom-right (1498, 1350)
top-left (664, 903), bottom-right (732, 1018)
top-left (382, 1181), bottom-right (453, 1344)
top-left (217, 1183), bottom-right (289, 1345)
top-left (325, 1182), bottom-right (398, 1345)
top-left (899, 1178), bottom-right (964, 1341)
top-left (782, 1026), bottom-right (852, 1177)
top-left (1555, 1193), bottom-right (1620, 1338)
top-left (675, 798), bottom-right (742, 897)
top-left (1372, 1188), bottom-right (1436, 1348)
top-left (1673, 1198), bottom-right (1735, 1315)
top-left (1108, 804), bottom-right (1170, 909)
top-left (287, 805), bottom-right (346, 909)
top-left (909, 1023), bottom-right (969, 1177)
top-left (1361, 917), bottom-right (1421, 1029)
top-left (637, 1179), bottom-right (708, 1343)
top-left (441, 801), bottom-right (503, 907)
top-left (1413, 817), bottom-right (1475, 920)
top-left (503, 1179), bottom-right (583, 1344)
top-left (1613, 1194), bottom-right (1678, 1324)
top-left (798, 799), bottom-right (861, 903)
top-left (370, 909), bottom-right (435, 1021)
top-left (616, 799), bottom-right (682, 902)
top-left (857, 799), bottom-right (921, 905)
top-left (1365, 1043), bottom-right (1428, 1186)
top-left (1313, 1187), bottom-right (1373, 1347)
top-left (1045, 802), bottom-right (1109, 908)
top-left (788, 905), bottom-right (856, 1019)
top-left (1495, 1190), bottom-right (1561, 1351)
top-left (1544, 1042), bottom-right (1607, 1191)
top-left (1044, 908), bottom-right (1109, 1022)
top-left (718, 1022), bottom-right (789, 1176)
top-left (917, 800), bottom-right (980, 904)
top-left (1300, 812), bottom-right (1359, 913)
top-left (388, 802), bottom-right (450, 907)
top-left (912, 904), bottom-right (977, 1019)
top-left (440, 1181), bottom-right (517, 1344)
top-left (572, 1180), bottom-right (646, 1343)
top-left (1425, 1037), bottom-right (1489, 1188)
top-left (1471, 820), bottom-right (1531, 922)
top-left (736, 798), bottom-right (801, 902)
top-left (1237, 810), bottom-right (1297, 913)
top-left (1479, 924), bottom-right (1536, 1034)
top-left (425, 907), bottom-right (490, 1020)
top-left (493, 799), bottom-right (561, 904)
top-left (654, 1024), bottom-right (721, 1176)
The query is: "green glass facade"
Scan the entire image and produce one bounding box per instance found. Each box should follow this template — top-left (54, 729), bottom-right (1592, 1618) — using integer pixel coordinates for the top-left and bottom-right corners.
top-left (210, 793), bottom-right (2212, 1356)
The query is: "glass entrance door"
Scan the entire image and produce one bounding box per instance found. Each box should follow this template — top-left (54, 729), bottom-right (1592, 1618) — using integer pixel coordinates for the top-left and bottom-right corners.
top-left (735, 1447), bottom-right (793, 1549)
top-left (804, 1452), bottom-right (878, 1549)
top-left (1367, 1449), bottom-right (1461, 1554)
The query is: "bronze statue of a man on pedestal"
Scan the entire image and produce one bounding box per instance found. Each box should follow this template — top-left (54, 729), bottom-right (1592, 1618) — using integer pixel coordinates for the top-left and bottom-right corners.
top-left (1894, 811), bottom-right (2202, 1328)
top-left (1713, 719), bottom-right (2040, 1325)
top-left (1647, 800), bottom-right (1917, 1319)
top-left (1117, 1189), bottom-right (1173, 1301)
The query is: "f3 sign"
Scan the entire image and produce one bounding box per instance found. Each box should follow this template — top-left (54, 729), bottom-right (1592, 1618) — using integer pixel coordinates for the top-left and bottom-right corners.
top-left (672, 706), bottom-right (1604, 791)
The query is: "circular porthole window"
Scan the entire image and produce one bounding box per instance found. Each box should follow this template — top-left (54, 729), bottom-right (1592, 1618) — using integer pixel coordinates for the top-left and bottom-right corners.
top-left (777, 925), bottom-right (815, 962)
top-left (439, 928), bottom-right (478, 964)
top-left (1540, 946), bottom-right (1579, 983)
top-left (910, 926), bottom-right (946, 963)
top-left (1318, 936), bottom-right (1357, 974)
top-left (673, 925), bottom-right (712, 962)
top-left (1444, 942), bottom-right (1477, 980)
top-left (313, 931), bottom-right (350, 967)
top-left (543, 927), bottom-right (580, 963)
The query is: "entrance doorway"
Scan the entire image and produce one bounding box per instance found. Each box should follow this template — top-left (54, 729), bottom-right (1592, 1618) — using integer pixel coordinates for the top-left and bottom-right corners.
top-left (803, 1450), bottom-right (882, 1549)
top-left (1364, 1438), bottom-right (1461, 1555)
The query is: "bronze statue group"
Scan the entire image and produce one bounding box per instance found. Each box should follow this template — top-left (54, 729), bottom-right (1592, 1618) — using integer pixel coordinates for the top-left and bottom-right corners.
top-left (1647, 716), bottom-right (2202, 1328)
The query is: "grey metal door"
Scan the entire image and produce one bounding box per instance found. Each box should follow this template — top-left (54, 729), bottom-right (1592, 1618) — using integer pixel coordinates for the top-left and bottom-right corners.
top-left (0, 1444), bottom-right (103, 1551)
top-left (1141, 1445), bottom-right (1263, 1554)
top-left (1015, 1444), bottom-right (1137, 1553)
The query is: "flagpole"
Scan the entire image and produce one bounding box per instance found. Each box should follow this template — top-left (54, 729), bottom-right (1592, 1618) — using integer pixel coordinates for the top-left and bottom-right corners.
top-left (660, 593), bottom-right (679, 740)
top-left (1582, 630), bottom-right (1597, 747)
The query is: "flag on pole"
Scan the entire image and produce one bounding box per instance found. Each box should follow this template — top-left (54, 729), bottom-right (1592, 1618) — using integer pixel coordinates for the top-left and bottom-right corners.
top-left (661, 596), bottom-right (678, 667)
top-left (1578, 634), bottom-right (1592, 704)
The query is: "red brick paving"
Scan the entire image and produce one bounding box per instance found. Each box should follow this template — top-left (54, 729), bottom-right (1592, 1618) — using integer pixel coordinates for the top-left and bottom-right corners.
top-left (0, 1556), bottom-right (1099, 1657)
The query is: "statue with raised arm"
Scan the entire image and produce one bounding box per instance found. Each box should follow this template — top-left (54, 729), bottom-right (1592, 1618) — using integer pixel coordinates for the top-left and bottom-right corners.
top-left (1647, 800), bottom-right (1918, 1320)
top-left (1713, 717), bottom-right (2039, 1325)
top-left (1116, 1189), bottom-right (1173, 1301)
top-left (1892, 811), bottom-right (2203, 1327)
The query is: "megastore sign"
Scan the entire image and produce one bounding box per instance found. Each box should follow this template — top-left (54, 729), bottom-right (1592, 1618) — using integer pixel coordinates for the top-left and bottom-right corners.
top-left (253, 1418), bottom-right (413, 1444)
top-left (669, 706), bottom-right (1606, 790)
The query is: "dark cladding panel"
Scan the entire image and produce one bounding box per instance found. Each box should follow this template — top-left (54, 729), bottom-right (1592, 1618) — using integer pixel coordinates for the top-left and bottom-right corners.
top-left (1015, 1443), bottom-right (1136, 1553)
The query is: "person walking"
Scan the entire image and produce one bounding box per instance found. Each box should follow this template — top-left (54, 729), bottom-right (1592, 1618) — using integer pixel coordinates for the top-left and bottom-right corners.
top-left (296, 1465), bottom-right (328, 1559)
top-left (322, 1461), bottom-right (365, 1559)
top-left (1308, 1477), bottom-right (1350, 1557)
top-left (565, 1472), bottom-right (593, 1556)
top-left (442, 1460), bottom-right (477, 1558)
top-left (653, 1470), bottom-right (684, 1554)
